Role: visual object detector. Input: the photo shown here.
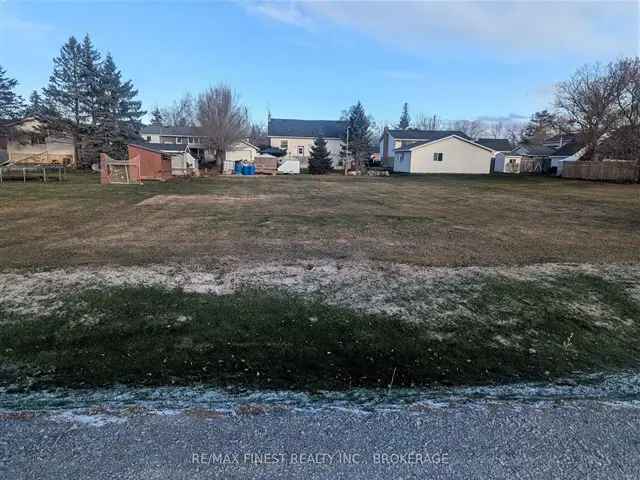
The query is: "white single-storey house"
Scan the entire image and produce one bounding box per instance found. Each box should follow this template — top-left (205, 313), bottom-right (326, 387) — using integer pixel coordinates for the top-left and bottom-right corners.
top-left (393, 135), bottom-right (493, 174)
top-left (268, 118), bottom-right (346, 169)
top-left (380, 128), bottom-right (471, 169)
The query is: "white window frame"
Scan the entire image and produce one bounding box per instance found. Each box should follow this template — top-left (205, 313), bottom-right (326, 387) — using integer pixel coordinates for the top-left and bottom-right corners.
top-left (433, 152), bottom-right (444, 162)
top-left (297, 146), bottom-right (304, 156)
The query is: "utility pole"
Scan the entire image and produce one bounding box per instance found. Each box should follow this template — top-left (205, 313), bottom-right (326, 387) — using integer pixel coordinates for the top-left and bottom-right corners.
top-left (344, 126), bottom-right (350, 175)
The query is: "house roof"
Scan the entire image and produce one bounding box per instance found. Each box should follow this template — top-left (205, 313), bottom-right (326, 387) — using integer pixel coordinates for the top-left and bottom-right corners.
top-left (544, 132), bottom-right (578, 144)
top-left (268, 118), bottom-right (347, 139)
top-left (388, 129), bottom-right (471, 141)
top-left (475, 138), bottom-right (512, 152)
top-left (395, 135), bottom-right (493, 153)
top-left (550, 141), bottom-right (585, 157)
top-left (131, 142), bottom-right (189, 153)
top-left (512, 144), bottom-right (556, 156)
top-left (140, 125), bottom-right (203, 136)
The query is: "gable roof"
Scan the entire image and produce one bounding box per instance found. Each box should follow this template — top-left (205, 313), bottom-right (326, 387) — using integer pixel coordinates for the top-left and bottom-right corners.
top-left (388, 129), bottom-right (471, 141)
top-left (395, 134), bottom-right (494, 153)
top-left (512, 144), bottom-right (555, 156)
top-left (268, 118), bottom-right (347, 139)
top-left (131, 142), bottom-right (189, 153)
top-left (140, 125), bottom-right (203, 137)
top-left (550, 141), bottom-right (585, 157)
top-left (475, 138), bottom-right (512, 152)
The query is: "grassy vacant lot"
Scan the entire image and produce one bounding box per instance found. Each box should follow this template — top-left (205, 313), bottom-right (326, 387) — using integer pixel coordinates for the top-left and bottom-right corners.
top-left (1, 173), bottom-right (639, 391)
top-left (0, 172), bottom-right (639, 269)
top-left (2, 271), bottom-right (639, 390)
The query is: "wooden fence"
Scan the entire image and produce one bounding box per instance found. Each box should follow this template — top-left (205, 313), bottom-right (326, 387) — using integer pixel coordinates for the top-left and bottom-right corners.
top-left (562, 159), bottom-right (640, 183)
top-left (9, 151), bottom-right (74, 166)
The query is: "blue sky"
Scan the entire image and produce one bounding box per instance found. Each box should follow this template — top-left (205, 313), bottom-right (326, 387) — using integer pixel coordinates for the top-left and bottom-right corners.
top-left (1, 1), bottom-right (638, 126)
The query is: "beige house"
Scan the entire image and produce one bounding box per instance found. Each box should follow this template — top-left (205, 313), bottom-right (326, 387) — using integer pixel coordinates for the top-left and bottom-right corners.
top-left (380, 128), bottom-right (470, 168)
top-left (4, 117), bottom-right (76, 166)
top-left (394, 135), bottom-right (493, 174)
top-left (268, 118), bottom-right (346, 169)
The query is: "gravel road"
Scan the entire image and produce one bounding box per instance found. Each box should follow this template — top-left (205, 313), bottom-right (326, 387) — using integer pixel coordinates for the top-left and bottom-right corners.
top-left (2, 400), bottom-right (639, 479)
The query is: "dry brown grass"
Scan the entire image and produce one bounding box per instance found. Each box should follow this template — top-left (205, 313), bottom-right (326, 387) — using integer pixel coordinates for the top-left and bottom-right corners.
top-left (0, 172), bottom-right (638, 269)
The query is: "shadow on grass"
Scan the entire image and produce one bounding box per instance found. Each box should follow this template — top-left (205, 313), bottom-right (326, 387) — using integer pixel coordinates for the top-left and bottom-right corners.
top-left (1, 272), bottom-right (639, 391)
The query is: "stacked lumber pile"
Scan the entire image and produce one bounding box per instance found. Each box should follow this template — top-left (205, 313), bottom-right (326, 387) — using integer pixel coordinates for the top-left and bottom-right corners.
top-left (254, 156), bottom-right (278, 175)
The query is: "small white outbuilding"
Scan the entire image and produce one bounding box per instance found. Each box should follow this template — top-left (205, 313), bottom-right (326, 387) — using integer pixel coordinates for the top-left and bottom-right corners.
top-left (393, 135), bottom-right (493, 174)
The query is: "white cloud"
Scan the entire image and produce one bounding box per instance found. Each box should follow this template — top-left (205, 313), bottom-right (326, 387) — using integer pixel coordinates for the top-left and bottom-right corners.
top-left (243, 1), bottom-right (316, 30)
top-left (247, 1), bottom-right (639, 59)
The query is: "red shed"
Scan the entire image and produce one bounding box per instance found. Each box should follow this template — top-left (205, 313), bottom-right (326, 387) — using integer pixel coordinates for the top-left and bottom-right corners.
top-left (128, 144), bottom-right (173, 181)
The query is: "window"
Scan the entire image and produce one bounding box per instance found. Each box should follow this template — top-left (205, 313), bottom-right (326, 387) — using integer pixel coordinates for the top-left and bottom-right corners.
top-left (146, 136), bottom-right (151, 142)
top-left (280, 140), bottom-right (288, 150)
top-left (297, 146), bottom-right (304, 156)
top-left (176, 137), bottom-right (183, 144)
top-left (433, 152), bottom-right (444, 162)
top-left (30, 134), bottom-right (46, 145)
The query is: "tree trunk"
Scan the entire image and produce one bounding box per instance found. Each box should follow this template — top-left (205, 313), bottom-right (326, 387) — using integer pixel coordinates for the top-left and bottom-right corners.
top-left (217, 149), bottom-right (225, 174)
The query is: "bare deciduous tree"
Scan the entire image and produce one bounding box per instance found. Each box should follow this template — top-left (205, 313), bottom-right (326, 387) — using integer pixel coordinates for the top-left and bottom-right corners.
top-left (248, 122), bottom-right (268, 147)
top-left (555, 63), bottom-right (619, 160)
top-left (450, 119), bottom-right (485, 139)
top-left (489, 120), bottom-right (505, 139)
top-left (414, 113), bottom-right (442, 130)
top-left (162, 93), bottom-right (195, 127)
top-left (504, 122), bottom-right (524, 146)
top-left (196, 84), bottom-right (249, 172)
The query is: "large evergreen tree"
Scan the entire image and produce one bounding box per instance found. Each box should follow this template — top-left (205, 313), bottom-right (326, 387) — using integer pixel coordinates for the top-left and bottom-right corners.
top-left (522, 110), bottom-right (557, 144)
top-left (150, 107), bottom-right (163, 126)
top-left (25, 90), bottom-right (44, 117)
top-left (94, 53), bottom-right (145, 159)
top-left (0, 65), bottom-right (24, 120)
top-left (398, 102), bottom-right (410, 130)
top-left (79, 34), bottom-right (102, 126)
top-left (308, 136), bottom-right (332, 174)
top-left (342, 101), bottom-right (372, 170)
top-left (43, 36), bottom-right (86, 164)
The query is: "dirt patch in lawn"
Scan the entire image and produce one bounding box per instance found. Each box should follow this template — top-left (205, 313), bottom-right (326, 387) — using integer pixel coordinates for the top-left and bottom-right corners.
top-left (137, 194), bottom-right (287, 206)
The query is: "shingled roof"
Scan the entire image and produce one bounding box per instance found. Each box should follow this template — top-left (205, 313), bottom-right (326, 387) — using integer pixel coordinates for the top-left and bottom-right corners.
top-left (550, 140), bottom-right (585, 157)
top-left (388, 129), bottom-right (471, 141)
top-left (140, 125), bottom-right (203, 136)
top-left (476, 138), bottom-right (513, 152)
top-left (268, 118), bottom-right (347, 139)
top-left (131, 142), bottom-right (189, 153)
top-left (512, 144), bottom-right (556, 156)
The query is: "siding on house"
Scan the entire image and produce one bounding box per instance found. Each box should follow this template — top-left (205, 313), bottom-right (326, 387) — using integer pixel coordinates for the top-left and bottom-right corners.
top-left (6, 118), bottom-right (76, 166)
top-left (269, 136), bottom-right (343, 168)
top-left (268, 118), bottom-right (346, 169)
top-left (225, 141), bottom-right (259, 163)
top-left (394, 136), bottom-right (493, 174)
